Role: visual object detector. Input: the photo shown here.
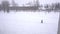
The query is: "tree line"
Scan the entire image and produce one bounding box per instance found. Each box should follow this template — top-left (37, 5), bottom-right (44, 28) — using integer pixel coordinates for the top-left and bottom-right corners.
top-left (0, 1), bottom-right (60, 12)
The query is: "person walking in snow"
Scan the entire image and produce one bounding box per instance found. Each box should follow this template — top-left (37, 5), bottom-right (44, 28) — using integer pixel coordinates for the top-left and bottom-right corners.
top-left (41, 20), bottom-right (43, 23)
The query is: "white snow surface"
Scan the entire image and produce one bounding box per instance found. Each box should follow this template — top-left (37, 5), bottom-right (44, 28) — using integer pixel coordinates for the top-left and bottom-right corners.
top-left (0, 11), bottom-right (59, 34)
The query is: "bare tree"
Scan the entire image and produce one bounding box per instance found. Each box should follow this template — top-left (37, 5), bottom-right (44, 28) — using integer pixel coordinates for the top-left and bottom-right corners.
top-left (0, 4), bottom-right (2, 11)
top-left (1, 0), bottom-right (10, 12)
top-left (12, 0), bottom-right (18, 11)
top-left (55, 3), bottom-right (60, 10)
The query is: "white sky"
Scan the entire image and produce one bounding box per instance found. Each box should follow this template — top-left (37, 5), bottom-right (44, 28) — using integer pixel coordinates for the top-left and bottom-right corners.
top-left (0, 0), bottom-right (60, 5)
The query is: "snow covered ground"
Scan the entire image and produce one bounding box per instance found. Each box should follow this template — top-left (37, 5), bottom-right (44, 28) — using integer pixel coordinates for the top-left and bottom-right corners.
top-left (0, 11), bottom-right (59, 34)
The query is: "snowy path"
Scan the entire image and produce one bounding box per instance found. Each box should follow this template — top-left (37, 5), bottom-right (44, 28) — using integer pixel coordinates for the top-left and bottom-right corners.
top-left (0, 11), bottom-right (59, 34)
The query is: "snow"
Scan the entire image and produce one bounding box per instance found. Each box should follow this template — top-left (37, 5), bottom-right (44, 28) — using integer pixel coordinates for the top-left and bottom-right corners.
top-left (0, 11), bottom-right (59, 34)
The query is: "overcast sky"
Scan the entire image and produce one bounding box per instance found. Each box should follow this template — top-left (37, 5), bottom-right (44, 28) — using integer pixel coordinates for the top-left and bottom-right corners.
top-left (0, 0), bottom-right (60, 5)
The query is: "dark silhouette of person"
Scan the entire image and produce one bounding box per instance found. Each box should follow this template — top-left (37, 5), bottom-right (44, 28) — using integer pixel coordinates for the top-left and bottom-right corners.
top-left (41, 20), bottom-right (43, 23)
